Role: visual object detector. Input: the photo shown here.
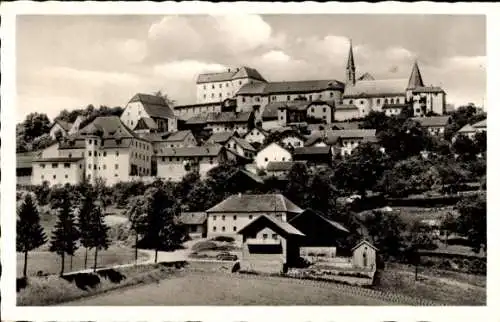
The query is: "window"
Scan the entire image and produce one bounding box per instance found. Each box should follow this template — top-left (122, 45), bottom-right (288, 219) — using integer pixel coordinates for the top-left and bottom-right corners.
top-left (116, 151), bottom-right (119, 157)
top-left (360, 100), bottom-right (364, 105)
top-left (226, 83), bottom-right (229, 87)
top-left (40, 164), bottom-right (46, 169)
top-left (203, 94), bottom-right (206, 99)
top-left (52, 163), bottom-right (58, 168)
top-left (264, 157), bottom-right (268, 162)
top-left (282, 157), bottom-right (285, 161)
top-left (377, 99), bottom-right (381, 104)
top-left (65, 174), bottom-right (68, 179)
top-left (390, 98), bottom-right (394, 104)
top-left (255, 97), bottom-right (260, 102)
top-left (213, 216), bottom-right (216, 221)
top-left (53, 175), bottom-right (57, 179)
top-left (219, 84), bottom-right (222, 89)
top-left (115, 164), bottom-right (119, 170)
top-left (330, 92), bottom-right (334, 98)
top-left (272, 234), bottom-right (278, 240)
top-left (263, 234), bottom-right (268, 239)
top-left (209, 157), bottom-right (214, 165)
top-left (64, 163), bottom-right (70, 168)
top-left (249, 215), bottom-right (253, 220)
top-left (211, 93), bottom-right (214, 98)
top-left (103, 164), bottom-right (107, 170)
top-left (349, 100), bottom-right (354, 104)
top-left (239, 81), bottom-right (242, 85)
top-left (94, 165), bottom-right (97, 170)
top-left (384, 98), bottom-right (388, 103)
top-left (103, 151), bottom-right (107, 157)
top-left (79, 164), bottom-right (82, 169)
top-left (222, 215), bottom-right (226, 221)
top-left (242, 97), bottom-right (246, 103)
top-left (88, 164), bottom-right (92, 169)
top-left (88, 139), bottom-right (92, 144)
top-left (88, 151), bottom-right (92, 157)
top-left (213, 226), bottom-right (216, 232)
top-left (233, 215), bottom-right (237, 220)
top-left (94, 140), bottom-right (97, 145)
top-left (94, 151), bottom-right (97, 157)
top-left (311, 107), bottom-right (315, 113)
top-left (233, 226), bottom-right (237, 232)
top-left (68, 153), bottom-right (72, 158)
top-left (318, 94), bottom-right (322, 99)
top-left (219, 93), bottom-right (222, 97)
top-left (287, 95), bottom-right (291, 101)
top-left (203, 85), bottom-right (206, 90)
top-left (222, 226), bottom-right (226, 232)
top-left (212, 85), bottom-right (215, 89)
top-left (41, 175), bottom-right (44, 180)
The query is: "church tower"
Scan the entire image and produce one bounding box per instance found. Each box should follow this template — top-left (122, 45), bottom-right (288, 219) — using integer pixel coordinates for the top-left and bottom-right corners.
top-left (346, 39), bottom-right (356, 86)
top-left (407, 60), bottom-right (424, 89)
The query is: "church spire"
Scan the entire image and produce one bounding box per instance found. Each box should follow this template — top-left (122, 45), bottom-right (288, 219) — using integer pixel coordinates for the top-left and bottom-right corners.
top-left (408, 60), bottom-right (424, 89)
top-left (346, 38), bottom-right (356, 86)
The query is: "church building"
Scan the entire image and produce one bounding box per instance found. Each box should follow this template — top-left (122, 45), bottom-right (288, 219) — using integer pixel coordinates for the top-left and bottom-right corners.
top-left (340, 40), bottom-right (447, 119)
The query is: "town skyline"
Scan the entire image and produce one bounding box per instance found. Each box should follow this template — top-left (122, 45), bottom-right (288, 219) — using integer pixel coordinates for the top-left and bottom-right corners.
top-left (17, 14), bottom-right (486, 122)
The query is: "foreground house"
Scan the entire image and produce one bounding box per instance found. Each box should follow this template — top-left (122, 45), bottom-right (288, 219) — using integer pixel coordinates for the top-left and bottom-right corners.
top-left (32, 157), bottom-right (85, 186)
top-left (412, 115), bottom-right (451, 136)
top-left (305, 129), bottom-right (377, 157)
top-left (456, 118), bottom-right (487, 140)
top-left (175, 212), bottom-right (207, 239)
top-left (238, 214), bottom-right (305, 273)
top-left (266, 161), bottom-right (307, 178)
top-left (205, 193), bottom-right (304, 240)
top-left (293, 146), bottom-right (332, 165)
top-left (351, 240), bottom-right (378, 271)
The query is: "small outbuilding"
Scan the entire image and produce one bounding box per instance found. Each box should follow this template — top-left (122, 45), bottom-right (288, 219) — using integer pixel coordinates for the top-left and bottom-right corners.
top-left (175, 212), bottom-right (207, 239)
top-left (351, 240), bottom-right (378, 271)
top-left (238, 214), bottom-right (305, 273)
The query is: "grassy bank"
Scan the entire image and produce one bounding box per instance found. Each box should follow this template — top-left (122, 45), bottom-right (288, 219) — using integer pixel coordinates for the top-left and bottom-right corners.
top-left (17, 262), bottom-right (185, 306)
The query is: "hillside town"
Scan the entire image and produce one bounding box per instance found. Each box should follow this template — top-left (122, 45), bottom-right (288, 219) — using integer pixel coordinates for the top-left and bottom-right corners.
top-left (16, 38), bottom-right (486, 306)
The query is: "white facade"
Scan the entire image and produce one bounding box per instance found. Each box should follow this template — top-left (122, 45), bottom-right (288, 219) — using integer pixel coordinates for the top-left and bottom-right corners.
top-left (342, 96), bottom-right (406, 117)
top-left (335, 108), bottom-right (360, 121)
top-left (281, 136), bottom-right (304, 149)
top-left (255, 143), bottom-right (292, 169)
top-left (121, 101), bottom-right (147, 130)
top-left (207, 211), bottom-right (287, 239)
top-left (32, 159), bottom-right (85, 186)
top-left (156, 155), bottom-right (222, 182)
top-left (244, 128), bottom-right (268, 145)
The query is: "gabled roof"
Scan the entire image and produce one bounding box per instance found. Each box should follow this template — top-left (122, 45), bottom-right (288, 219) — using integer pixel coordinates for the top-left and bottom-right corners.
top-left (196, 66), bottom-right (267, 84)
top-left (343, 79), bottom-right (407, 98)
top-left (261, 102), bottom-right (286, 120)
top-left (407, 61), bottom-right (424, 89)
top-left (228, 169), bottom-right (265, 185)
top-left (289, 209), bottom-right (350, 233)
top-left (472, 119), bottom-right (486, 128)
top-left (412, 116), bottom-right (451, 127)
top-left (233, 137), bottom-right (256, 152)
top-left (157, 144), bottom-right (223, 157)
top-left (176, 212), bottom-right (207, 225)
top-left (165, 130), bottom-right (193, 142)
top-left (133, 117), bottom-right (158, 131)
top-left (293, 146), bottom-right (331, 156)
top-left (16, 151), bottom-right (42, 169)
top-left (129, 93), bottom-right (176, 119)
top-left (237, 214), bottom-right (305, 237)
top-left (358, 72), bottom-right (374, 81)
top-left (79, 116), bottom-right (137, 139)
top-left (257, 141), bottom-right (292, 155)
top-left (305, 129), bottom-right (376, 146)
top-left (413, 86), bottom-right (445, 94)
top-left (266, 161), bottom-right (307, 172)
top-left (52, 119), bottom-right (72, 132)
top-left (206, 193), bottom-right (304, 213)
top-left (458, 124), bottom-right (476, 133)
top-left (207, 131), bottom-right (236, 144)
top-left (381, 103), bottom-right (408, 110)
top-left (32, 157), bottom-right (84, 163)
top-left (351, 240), bottom-right (379, 251)
top-left (236, 79), bottom-right (344, 96)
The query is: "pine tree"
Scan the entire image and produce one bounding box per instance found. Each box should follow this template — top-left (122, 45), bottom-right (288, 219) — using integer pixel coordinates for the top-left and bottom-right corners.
top-left (49, 189), bottom-right (79, 276)
top-left (78, 194), bottom-right (94, 269)
top-left (17, 193), bottom-right (47, 278)
top-left (88, 204), bottom-right (110, 272)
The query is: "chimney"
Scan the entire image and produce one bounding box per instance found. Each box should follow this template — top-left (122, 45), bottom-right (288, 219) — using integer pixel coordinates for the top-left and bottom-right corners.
top-left (238, 192), bottom-right (242, 198)
top-left (227, 68), bottom-right (231, 73)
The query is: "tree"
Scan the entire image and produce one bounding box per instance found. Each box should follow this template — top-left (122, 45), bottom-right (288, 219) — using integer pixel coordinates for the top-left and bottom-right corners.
top-left (154, 90), bottom-right (176, 106)
top-left (406, 221), bottom-right (437, 281)
top-left (127, 196), bottom-right (148, 264)
top-left (363, 210), bottom-right (406, 258)
top-left (23, 112), bottom-right (51, 141)
top-left (334, 142), bottom-right (389, 196)
top-left (444, 104), bottom-right (483, 141)
top-left (304, 168), bottom-right (338, 215)
top-left (452, 134), bottom-right (478, 162)
top-left (88, 204), bottom-right (111, 272)
top-left (285, 162), bottom-right (310, 207)
top-left (474, 131), bottom-right (487, 156)
top-left (17, 193), bottom-right (47, 278)
top-left (440, 212), bottom-right (457, 247)
top-left (77, 193), bottom-right (94, 269)
top-left (377, 156), bottom-right (432, 197)
top-left (49, 189), bottom-right (79, 276)
top-left (455, 195), bottom-right (486, 254)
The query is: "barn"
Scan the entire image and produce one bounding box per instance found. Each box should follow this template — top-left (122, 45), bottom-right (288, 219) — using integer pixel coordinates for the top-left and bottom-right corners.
top-left (238, 214), bottom-right (305, 273)
top-left (351, 240), bottom-right (378, 271)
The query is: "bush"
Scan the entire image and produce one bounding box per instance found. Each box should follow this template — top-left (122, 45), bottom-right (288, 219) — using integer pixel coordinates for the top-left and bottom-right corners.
top-left (387, 195), bottom-right (462, 207)
top-left (191, 241), bottom-right (218, 252)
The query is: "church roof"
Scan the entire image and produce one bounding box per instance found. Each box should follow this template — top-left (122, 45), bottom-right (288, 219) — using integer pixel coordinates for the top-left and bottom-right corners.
top-left (347, 39), bottom-right (355, 72)
top-left (408, 61), bottom-right (425, 89)
top-left (236, 79), bottom-right (344, 96)
top-left (343, 79), bottom-right (407, 98)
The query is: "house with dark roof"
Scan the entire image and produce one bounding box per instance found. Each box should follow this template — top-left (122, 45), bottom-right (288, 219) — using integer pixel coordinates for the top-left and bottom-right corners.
top-left (185, 111), bottom-right (254, 136)
top-left (293, 146), bottom-right (332, 165)
top-left (175, 212), bottom-right (207, 239)
top-left (196, 66), bottom-right (267, 105)
top-left (49, 116), bottom-right (84, 140)
top-left (456, 118), bottom-right (487, 140)
top-left (155, 144), bottom-right (227, 182)
top-left (205, 131), bottom-right (238, 146)
top-left (238, 214), bottom-right (305, 273)
top-left (225, 169), bottom-right (265, 193)
top-left (412, 115), bottom-right (451, 136)
top-left (121, 93), bottom-right (177, 133)
top-left (266, 161), bottom-right (307, 178)
top-left (305, 129), bottom-right (377, 157)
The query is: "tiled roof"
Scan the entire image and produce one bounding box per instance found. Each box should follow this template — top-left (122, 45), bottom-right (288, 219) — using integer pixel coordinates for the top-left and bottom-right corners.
top-left (412, 86), bottom-right (445, 94)
top-left (206, 193), bottom-right (304, 213)
top-left (458, 124), bottom-right (476, 133)
top-left (165, 130), bottom-right (193, 142)
top-left (244, 127), bottom-right (269, 138)
top-left (207, 131), bottom-right (235, 144)
top-left (53, 119), bottom-right (72, 132)
top-left (133, 117), bottom-right (158, 130)
top-left (412, 116), bottom-right (451, 127)
top-left (407, 61), bottom-right (425, 89)
top-left (129, 93), bottom-right (176, 119)
top-left (58, 137), bottom-right (86, 149)
top-left (330, 121), bottom-right (362, 130)
top-left (228, 169), bottom-right (265, 184)
top-left (196, 66), bottom-right (267, 84)
top-left (32, 157), bottom-right (84, 163)
top-left (233, 137), bottom-right (256, 152)
top-left (236, 79), bottom-right (344, 96)
top-left (238, 214), bottom-right (305, 237)
top-left (16, 151), bottom-right (42, 169)
top-left (266, 161), bottom-right (307, 172)
top-left (343, 79), bottom-right (407, 98)
top-left (289, 209), bottom-right (350, 233)
top-left (305, 129), bottom-right (376, 146)
top-left (174, 101), bottom-right (223, 110)
top-left (79, 116), bottom-right (137, 139)
top-left (293, 146), bottom-right (331, 156)
top-left (261, 102), bottom-right (286, 120)
top-left (335, 104), bottom-right (358, 110)
top-left (176, 212), bottom-right (207, 225)
top-left (157, 144), bottom-right (223, 157)
top-left (185, 112), bottom-right (252, 125)
top-left (472, 119), bottom-right (486, 128)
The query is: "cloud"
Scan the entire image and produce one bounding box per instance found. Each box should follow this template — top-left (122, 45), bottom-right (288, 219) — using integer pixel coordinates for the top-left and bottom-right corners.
top-left (444, 55), bottom-right (486, 70)
top-left (213, 15), bottom-right (272, 53)
top-left (259, 50), bottom-right (292, 64)
top-left (386, 46), bottom-right (414, 61)
top-left (153, 60), bottom-right (228, 81)
top-left (118, 39), bottom-right (147, 63)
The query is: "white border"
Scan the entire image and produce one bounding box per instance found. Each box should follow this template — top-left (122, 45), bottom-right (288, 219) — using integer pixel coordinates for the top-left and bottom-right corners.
top-left (1, 2), bottom-right (499, 321)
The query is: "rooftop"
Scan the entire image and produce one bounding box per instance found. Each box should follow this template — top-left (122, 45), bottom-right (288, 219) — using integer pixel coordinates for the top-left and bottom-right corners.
top-left (206, 193), bottom-right (304, 213)
top-left (238, 214), bottom-right (305, 237)
top-left (53, 119), bottom-right (73, 132)
top-left (237, 79), bottom-right (344, 96)
top-left (206, 131), bottom-right (236, 144)
top-left (412, 116), bottom-right (451, 127)
top-left (266, 161), bottom-right (307, 172)
top-left (185, 112), bottom-right (252, 125)
top-left (129, 93), bottom-right (176, 119)
top-left (176, 212), bottom-right (207, 225)
top-left (196, 66), bottom-right (266, 84)
top-left (233, 137), bottom-right (256, 152)
top-left (32, 157), bottom-right (84, 163)
top-left (293, 146), bottom-right (331, 156)
top-left (157, 144), bottom-right (223, 157)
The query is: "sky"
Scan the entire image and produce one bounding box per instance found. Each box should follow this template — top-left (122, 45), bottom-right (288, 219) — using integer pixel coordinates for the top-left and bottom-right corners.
top-left (16, 14), bottom-right (486, 122)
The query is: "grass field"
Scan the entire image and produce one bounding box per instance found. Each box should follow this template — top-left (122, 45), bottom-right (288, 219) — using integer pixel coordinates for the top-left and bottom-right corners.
top-left (63, 271), bottom-right (396, 306)
top-left (17, 247), bottom-right (149, 277)
top-left (373, 263), bottom-right (486, 305)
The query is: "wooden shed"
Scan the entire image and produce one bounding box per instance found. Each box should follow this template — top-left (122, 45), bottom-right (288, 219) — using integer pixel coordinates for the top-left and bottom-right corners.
top-left (351, 240), bottom-right (378, 271)
top-left (237, 214), bottom-right (305, 273)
